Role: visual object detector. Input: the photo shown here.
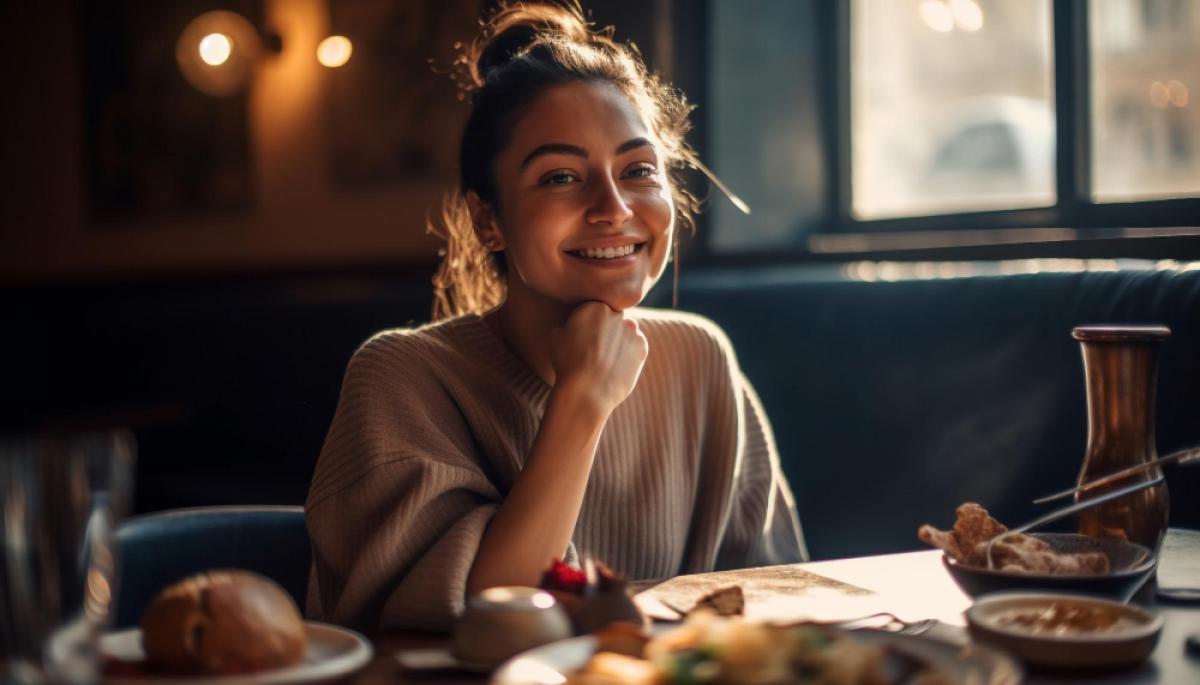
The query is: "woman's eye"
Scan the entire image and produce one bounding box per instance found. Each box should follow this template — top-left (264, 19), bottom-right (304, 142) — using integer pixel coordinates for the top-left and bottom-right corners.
top-left (624, 164), bottom-right (658, 179)
top-left (541, 171), bottom-right (578, 186)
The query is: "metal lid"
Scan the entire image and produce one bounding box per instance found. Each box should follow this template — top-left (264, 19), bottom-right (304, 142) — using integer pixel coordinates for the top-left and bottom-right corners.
top-left (1072, 324), bottom-right (1171, 341)
top-left (466, 586), bottom-right (559, 611)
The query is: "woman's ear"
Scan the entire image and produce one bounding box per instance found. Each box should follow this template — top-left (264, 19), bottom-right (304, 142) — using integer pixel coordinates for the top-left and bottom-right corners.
top-left (465, 191), bottom-right (505, 252)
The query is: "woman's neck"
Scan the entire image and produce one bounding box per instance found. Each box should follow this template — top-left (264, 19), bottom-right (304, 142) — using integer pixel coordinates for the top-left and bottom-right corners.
top-left (484, 287), bottom-right (574, 387)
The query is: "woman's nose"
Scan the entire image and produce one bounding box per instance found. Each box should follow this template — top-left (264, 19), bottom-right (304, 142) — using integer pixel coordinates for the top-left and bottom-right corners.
top-left (584, 177), bottom-right (633, 227)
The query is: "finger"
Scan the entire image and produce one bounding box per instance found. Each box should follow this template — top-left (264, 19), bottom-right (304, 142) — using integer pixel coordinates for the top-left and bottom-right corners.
top-left (634, 325), bottom-right (649, 350)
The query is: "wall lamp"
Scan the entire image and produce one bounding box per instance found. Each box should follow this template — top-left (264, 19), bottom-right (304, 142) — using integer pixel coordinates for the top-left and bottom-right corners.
top-left (177, 10), bottom-right (352, 97)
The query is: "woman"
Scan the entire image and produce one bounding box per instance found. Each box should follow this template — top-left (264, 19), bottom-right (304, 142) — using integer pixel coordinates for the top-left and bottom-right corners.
top-left (306, 2), bottom-right (806, 632)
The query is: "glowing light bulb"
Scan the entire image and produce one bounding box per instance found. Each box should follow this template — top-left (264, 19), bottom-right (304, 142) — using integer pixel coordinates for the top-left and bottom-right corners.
top-left (919, 0), bottom-right (955, 33)
top-left (178, 11), bottom-right (260, 96)
top-left (198, 33), bottom-right (232, 66)
top-left (317, 36), bottom-right (353, 68)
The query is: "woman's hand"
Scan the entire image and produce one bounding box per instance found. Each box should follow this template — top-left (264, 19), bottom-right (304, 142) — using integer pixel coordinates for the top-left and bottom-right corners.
top-left (550, 302), bottom-right (648, 415)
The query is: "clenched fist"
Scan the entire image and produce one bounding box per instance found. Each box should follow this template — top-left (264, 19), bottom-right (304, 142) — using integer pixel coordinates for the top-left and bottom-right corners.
top-left (549, 302), bottom-right (648, 416)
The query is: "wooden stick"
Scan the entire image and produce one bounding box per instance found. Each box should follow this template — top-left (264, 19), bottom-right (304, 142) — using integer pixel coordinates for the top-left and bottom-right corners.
top-left (1032, 447), bottom-right (1199, 505)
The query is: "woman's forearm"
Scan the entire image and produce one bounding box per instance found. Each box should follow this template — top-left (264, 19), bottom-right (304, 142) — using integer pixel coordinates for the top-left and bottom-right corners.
top-left (466, 380), bottom-right (608, 595)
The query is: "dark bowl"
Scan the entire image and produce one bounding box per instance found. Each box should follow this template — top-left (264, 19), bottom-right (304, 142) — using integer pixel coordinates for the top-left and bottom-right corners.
top-left (943, 533), bottom-right (1157, 601)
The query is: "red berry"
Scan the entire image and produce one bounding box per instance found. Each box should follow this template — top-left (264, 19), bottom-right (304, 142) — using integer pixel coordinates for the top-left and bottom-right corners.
top-left (539, 559), bottom-right (588, 594)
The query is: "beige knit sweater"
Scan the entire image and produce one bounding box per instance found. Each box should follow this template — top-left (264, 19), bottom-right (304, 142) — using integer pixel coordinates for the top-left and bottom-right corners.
top-left (305, 307), bottom-right (806, 631)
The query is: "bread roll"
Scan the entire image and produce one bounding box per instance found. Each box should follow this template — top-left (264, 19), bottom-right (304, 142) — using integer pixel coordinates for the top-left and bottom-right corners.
top-left (139, 569), bottom-right (306, 674)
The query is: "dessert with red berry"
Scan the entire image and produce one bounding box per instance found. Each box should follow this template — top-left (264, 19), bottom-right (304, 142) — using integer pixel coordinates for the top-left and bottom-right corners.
top-left (537, 559), bottom-right (647, 634)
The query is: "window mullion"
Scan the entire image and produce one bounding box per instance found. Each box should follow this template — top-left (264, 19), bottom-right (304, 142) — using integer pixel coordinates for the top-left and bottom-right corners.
top-left (1053, 0), bottom-right (1091, 221)
top-left (831, 0), bottom-right (852, 232)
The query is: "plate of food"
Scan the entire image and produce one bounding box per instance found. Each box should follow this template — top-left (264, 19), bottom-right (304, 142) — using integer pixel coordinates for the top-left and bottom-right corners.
top-left (102, 570), bottom-right (372, 685)
top-left (492, 611), bottom-right (1023, 685)
top-left (919, 503), bottom-right (1156, 600)
top-left (965, 592), bottom-right (1163, 669)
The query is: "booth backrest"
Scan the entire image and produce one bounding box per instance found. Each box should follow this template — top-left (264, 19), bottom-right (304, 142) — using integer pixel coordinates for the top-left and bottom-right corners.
top-left (661, 265), bottom-right (1200, 559)
top-left (114, 505), bottom-right (310, 628)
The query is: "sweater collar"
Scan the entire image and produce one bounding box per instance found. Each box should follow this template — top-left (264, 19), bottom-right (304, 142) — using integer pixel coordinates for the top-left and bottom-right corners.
top-left (453, 313), bottom-right (553, 409)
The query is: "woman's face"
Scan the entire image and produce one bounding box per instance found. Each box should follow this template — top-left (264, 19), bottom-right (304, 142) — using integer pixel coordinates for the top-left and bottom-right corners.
top-left (484, 80), bottom-right (674, 312)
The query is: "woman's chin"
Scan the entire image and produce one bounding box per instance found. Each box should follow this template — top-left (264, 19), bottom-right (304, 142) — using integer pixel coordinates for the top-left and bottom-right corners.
top-left (580, 288), bottom-right (646, 312)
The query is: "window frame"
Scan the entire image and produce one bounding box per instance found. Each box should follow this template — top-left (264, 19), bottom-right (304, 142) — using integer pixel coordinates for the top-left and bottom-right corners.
top-left (684, 0), bottom-right (1200, 266)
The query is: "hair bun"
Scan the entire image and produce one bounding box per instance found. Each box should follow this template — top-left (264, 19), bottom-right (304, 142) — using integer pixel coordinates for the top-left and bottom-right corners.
top-left (477, 22), bottom-right (539, 77)
top-left (472, 3), bottom-right (592, 82)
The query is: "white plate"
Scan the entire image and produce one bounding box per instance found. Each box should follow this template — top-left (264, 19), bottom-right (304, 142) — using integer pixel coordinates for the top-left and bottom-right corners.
top-left (102, 622), bottom-right (373, 685)
top-left (492, 628), bottom-right (1023, 685)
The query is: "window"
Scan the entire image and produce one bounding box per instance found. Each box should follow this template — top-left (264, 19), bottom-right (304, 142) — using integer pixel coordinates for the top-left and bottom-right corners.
top-left (851, 0), bottom-right (1054, 219)
top-left (702, 0), bottom-right (1200, 258)
top-left (1090, 0), bottom-right (1200, 202)
top-left (707, 0), bottom-right (824, 251)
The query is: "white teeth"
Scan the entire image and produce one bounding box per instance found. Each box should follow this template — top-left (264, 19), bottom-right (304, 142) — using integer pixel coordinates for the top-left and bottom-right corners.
top-left (574, 244), bottom-right (637, 259)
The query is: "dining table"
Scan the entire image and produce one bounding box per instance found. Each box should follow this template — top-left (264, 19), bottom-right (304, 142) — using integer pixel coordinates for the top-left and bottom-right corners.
top-left (355, 529), bottom-right (1200, 685)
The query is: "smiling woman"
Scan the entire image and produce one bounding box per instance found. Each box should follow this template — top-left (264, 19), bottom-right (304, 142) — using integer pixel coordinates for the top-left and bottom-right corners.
top-left (472, 80), bottom-right (674, 315)
top-left (303, 1), bottom-right (806, 632)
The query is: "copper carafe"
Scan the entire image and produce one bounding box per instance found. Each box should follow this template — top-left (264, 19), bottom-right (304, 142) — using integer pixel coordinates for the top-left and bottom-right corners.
top-left (1072, 324), bottom-right (1170, 552)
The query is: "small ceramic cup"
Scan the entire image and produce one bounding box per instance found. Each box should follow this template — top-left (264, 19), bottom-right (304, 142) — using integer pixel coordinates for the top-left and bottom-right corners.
top-left (450, 587), bottom-right (574, 671)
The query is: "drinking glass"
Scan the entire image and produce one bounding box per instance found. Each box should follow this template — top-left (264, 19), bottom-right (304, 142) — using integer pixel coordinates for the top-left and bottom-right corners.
top-left (0, 430), bottom-right (135, 685)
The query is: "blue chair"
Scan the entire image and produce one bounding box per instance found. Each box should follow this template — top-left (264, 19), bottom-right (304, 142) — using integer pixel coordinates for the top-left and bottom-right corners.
top-left (114, 505), bottom-right (310, 629)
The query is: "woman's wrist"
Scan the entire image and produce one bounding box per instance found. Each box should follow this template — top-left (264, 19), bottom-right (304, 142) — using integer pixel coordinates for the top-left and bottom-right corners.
top-left (548, 375), bottom-right (612, 425)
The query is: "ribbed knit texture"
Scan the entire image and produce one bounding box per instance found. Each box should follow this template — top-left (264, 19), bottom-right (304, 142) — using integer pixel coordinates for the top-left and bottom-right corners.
top-left (305, 307), bottom-right (807, 631)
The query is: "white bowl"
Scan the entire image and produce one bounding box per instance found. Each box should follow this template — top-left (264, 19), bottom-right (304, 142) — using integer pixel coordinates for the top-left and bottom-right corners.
top-left (965, 592), bottom-right (1163, 669)
top-left (451, 587), bottom-right (573, 671)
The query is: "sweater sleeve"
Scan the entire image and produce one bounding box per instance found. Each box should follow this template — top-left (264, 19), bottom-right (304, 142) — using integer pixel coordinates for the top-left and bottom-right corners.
top-left (698, 319), bottom-right (807, 569)
top-left (304, 335), bottom-right (501, 632)
top-left (716, 374), bottom-right (809, 568)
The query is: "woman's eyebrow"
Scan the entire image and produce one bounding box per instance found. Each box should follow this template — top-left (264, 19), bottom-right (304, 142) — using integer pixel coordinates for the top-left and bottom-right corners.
top-left (520, 137), bottom-right (654, 169)
top-left (615, 137), bottom-right (652, 155)
top-left (520, 143), bottom-right (586, 169)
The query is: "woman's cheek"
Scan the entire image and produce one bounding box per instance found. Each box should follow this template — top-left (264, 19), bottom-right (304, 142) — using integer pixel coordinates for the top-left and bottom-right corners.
top-left (644, 194), bottom-right (675, 260)
top-left (638, 186), bottom-right (674, 230)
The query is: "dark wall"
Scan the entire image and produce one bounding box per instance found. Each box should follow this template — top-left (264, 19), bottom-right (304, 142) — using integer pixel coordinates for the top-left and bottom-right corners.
top-left (5, 269), bottom-right (435, 513)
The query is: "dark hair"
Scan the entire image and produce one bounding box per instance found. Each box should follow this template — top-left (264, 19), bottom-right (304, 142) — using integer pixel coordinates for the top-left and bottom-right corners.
top-left (429, 1), bottom-right (701, 320)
